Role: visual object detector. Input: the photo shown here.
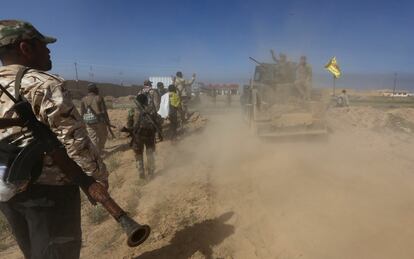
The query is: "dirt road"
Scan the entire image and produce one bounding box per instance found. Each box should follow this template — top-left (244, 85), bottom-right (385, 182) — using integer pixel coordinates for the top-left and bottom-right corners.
top-left (2, 105), bottom-right (414, 259)
top-left (129, 105), bottom-right (414, 259)
top-left (197, 110), bottom-right (414, 259)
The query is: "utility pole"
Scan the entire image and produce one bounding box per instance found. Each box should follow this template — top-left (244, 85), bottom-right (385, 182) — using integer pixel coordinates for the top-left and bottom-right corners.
top-left (89, 66), bottom-right (94, 80)
top-left (119, 71), bottom-right (123, 86)
top-left (392, 72), bottom-right (398, 98)
top-left (74, 62), bottom-right (79, 82)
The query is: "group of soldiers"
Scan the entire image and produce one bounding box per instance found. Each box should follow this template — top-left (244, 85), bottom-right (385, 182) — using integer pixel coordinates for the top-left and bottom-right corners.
top-left (80, 73), bottom-right (196, 180)
top-left (0, 20), bottom-right (197, 259)
top-left (270, 49), bottom-right (313, 100)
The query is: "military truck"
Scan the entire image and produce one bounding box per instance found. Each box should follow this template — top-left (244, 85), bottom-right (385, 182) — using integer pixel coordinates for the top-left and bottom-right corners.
top-left (243, 57), bottom-right (328, 138)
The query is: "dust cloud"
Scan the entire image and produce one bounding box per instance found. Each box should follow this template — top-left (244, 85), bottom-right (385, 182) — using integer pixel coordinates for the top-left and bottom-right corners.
top-left (173, 96), bottom-right (414, 259)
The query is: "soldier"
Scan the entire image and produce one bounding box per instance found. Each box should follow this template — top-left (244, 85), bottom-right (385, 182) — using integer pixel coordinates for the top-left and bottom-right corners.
top-left (336, 89), bottom-right (350, 107)
top-left (139, 80), bottom-right (160, 111)
top-left (167, 84), bottom-right (181, 140)
top-left (80, 83), bottom-right (111, 155)
top-left (157, 81), bottom-right (167, 97)
top-left (270, 50), bottom-right (294, 84)
top-left (295, 56), bottom-right (312, 99)
top-left (126, 93), bottom-right (161, 179)
top-left (174, 71), bottom-right (195, 121)
top-left (0, 20), bottom-right (108, 259)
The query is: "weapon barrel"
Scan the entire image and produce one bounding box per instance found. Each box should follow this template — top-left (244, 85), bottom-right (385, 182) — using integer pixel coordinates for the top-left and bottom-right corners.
top-left (249, 57), bottom-right (263, 66)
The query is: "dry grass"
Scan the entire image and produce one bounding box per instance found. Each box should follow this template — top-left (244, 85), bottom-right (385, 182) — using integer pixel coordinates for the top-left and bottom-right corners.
top-left (87, 205), bottom-right (109, 225)
top-left (106, 152), bottom-right (121, 172)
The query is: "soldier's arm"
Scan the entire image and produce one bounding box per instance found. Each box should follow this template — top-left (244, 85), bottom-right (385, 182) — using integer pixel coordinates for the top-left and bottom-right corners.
top-left (270, 49), bottom-right (278, 63)
top-left (186, 74), bottom-right (196, 85)
top-left (100, 96), bottom-right (110, 123)
top-left (80, 98), bottom-right (86, 116)
top-left (126, 108), bottom-right (135, 129)
top-left (36, 80), bottom-right (108, 182)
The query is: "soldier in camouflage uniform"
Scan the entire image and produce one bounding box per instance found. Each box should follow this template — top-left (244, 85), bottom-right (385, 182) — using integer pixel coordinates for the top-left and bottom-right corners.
top-left (80, 83), bottom-right (111, 156)
top-left (126, 93), bottom-right (160, 179)
top-left (174, 71), bottom-right (195, 122)
top-left (0, 20), bottom-right (108, 259)
top-left (140, 80), bottom-right (160, 111)
top-left (295, 56), bottom-right (312, 100)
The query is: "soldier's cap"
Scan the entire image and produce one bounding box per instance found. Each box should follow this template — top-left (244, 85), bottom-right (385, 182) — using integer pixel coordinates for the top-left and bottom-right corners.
top-left (0, 20), bottom-right (56, 48)
top-left (87, 83), bottom-right (98, 93)
top-left (143, 80), bottom-right (152, 86)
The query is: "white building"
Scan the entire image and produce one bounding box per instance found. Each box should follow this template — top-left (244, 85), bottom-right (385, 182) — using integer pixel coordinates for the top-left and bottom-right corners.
top-left (149, 76), bottom-right (173, 88)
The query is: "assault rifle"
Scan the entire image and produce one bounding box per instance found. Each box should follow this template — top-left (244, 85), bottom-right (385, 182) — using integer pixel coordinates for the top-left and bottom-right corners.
top-left (0, 84), bottom-right (150, 247)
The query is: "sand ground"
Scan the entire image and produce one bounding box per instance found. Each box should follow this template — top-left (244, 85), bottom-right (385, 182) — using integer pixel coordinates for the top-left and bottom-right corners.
top-left (1, 97), bottom-right (414, 259)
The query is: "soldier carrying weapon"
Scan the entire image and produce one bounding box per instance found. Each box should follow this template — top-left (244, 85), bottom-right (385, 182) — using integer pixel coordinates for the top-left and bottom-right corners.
top-left (0, 20), bottom-right (149, 259)
top-left (125, 93), bottom-right (163, 180)
top-left (80, 83), bottom-right (114, 156)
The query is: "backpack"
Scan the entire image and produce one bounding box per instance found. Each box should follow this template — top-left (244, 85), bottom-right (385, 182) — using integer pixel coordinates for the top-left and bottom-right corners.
top-left (82, 98), bottom-right (99, 124)
top-left (0, 68), bottom-right (44, 201)
top-left (136, 109), bottom-right (156, 131)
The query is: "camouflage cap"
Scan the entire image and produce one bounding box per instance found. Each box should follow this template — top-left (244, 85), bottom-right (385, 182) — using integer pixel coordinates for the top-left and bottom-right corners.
top-left (143, 79), bottom-right (152, 86)
top-left (0, 20), bottom-right (56, 47)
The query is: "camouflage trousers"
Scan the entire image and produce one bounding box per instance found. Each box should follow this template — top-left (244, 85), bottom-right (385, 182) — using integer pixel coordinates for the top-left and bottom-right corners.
top-left (86, 122), bottom-right (107, 155)
top-left (132, 131), bottom-right (156, 179)
top-left (180, 96), bottom-right (190, 122)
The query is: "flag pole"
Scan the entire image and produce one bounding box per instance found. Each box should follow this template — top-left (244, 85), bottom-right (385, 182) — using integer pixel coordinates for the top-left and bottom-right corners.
top-left (333, 75), bottom-right (336, 96)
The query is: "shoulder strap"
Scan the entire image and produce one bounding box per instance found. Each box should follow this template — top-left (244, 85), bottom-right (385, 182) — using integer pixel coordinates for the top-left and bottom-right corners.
top-left (14, 67), bottom-right (31, 100)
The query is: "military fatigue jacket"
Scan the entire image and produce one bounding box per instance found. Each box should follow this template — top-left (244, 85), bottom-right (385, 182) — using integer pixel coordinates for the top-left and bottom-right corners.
top-left (296, 64), bottom-right (312, 85)
top-left (174, 76), bottom-right (195, 97)
top-left (80, 93), bottom-right (109, 123)
top-left (0, 65), bottom-right (108, 185)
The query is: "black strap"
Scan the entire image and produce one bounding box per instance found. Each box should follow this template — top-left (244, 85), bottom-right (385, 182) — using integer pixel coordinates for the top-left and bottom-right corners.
top-left (14, 67), bottom-right (30, 100)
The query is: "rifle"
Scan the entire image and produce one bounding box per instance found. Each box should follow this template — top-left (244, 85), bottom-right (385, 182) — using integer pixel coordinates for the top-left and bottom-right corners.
top-left (0, 118), bottom-right (24, 129)
top-left (105, 120), bottom-right (116, 139)
top-left (0, 84), bottom-right (150, 247)
top-left (133, 100), bottom-right (163, 141)
top-left (84, 100), bottom-right (116, 139)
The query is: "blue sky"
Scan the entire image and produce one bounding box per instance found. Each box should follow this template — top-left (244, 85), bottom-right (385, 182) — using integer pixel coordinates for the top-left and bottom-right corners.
top-left (2, 0), bottom-right (414, 86)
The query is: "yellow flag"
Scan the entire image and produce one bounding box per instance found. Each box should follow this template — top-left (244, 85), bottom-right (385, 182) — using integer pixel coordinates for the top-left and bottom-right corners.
top-left (325, 56), bottom-right (342, 78)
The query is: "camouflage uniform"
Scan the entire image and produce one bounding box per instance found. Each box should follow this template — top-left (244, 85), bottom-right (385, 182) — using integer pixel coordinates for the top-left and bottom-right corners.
top-left (0, 66), bottom-right (107, 185)
top-left (139, 83), bottom-right (161, 111)
top-left (295, 58), bottom-right (312, 100)
top-left (0, 20), bottom-right (107, 259)
top-left (80, 91), bottom-right (110, 155)
top-left (126, 104), bottom-right (158, 179)
top-left (174, 74), bottom-right (195, 121)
